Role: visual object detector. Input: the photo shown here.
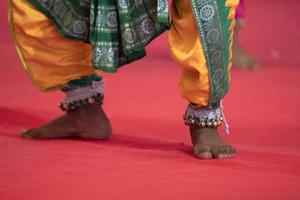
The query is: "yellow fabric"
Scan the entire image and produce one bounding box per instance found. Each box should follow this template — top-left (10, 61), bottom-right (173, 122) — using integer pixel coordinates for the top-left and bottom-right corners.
top-left (9, 0), bottom-right (96, 92)
top-left (168, 0), bottom-right (239, 107)
top-left (9, 0), bottom-right (238, 104)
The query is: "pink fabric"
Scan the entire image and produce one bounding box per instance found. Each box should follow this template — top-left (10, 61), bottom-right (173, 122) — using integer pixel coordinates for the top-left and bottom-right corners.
top-left (236, 0), bottom-right (245, 19)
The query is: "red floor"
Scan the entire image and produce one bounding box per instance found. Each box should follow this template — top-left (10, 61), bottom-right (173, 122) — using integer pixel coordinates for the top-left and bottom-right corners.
top-left (0, 1), bottom-right (300, 200)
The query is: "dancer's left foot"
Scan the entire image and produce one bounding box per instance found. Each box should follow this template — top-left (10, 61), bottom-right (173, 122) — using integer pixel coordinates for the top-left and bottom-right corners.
top-left (190, 127), bottom-right (236, 159)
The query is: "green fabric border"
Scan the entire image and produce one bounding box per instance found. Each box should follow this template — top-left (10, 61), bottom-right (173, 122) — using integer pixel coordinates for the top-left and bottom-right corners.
top-left (67, 74), bottom-right (102, 88)
top-left (27, 0), bottom-right (170, 73)
top-left (190, 0), bottom-right (233, 108)
top-left (93, 24), bottom-right (169, 73)
top-left (28, 0), bottom-right (90, 42)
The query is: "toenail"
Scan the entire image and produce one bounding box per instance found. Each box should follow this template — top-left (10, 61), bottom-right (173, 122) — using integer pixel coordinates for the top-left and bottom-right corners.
top-left (224, 154), bottom-right (230, 158)
top-left (218, 154), bottom-right (225, 159)
top-left (21, 129), bottom-right (28, 133)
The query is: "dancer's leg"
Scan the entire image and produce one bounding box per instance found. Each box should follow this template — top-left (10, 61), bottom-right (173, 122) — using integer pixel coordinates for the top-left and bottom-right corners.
top-left (232, 0), bottom-right (260, 69)
top-left (10, 0), bottom-right (111, 139)
top-left (169, 0), bottom-right (238, 159)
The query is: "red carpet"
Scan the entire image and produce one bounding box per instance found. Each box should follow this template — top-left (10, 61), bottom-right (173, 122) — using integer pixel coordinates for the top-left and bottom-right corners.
top-left (0, 1), bottom-right (300, 200)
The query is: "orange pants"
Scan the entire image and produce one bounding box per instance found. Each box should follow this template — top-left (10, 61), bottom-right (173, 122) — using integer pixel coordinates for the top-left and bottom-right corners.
top-left (9, 0), bottom-right (239, 106)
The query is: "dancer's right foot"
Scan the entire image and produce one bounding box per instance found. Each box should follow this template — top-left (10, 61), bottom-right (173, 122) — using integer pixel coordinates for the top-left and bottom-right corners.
top-left (22, 104), bottom-right (112, 139)
top-left (232, 22), bottom-right (260, 70)
top-left (232, 45), bottom-right (260, 70)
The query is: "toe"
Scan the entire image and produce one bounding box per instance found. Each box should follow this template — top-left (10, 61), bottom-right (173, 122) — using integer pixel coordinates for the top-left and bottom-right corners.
top-left (217, 154), bottom-right (225, 159)
top-left (232, 147), bottom-right (237, 154)
top-left (212, 147), bottom-right (226, 159)
top-left (21, 129), bottom-right (28, 137)
top-left (212, 146), bottom-right (236, 159)
top-left (195, 151), bottom-right (213, 159)
top-left (193, 144), bottom-right (213, 159)
top-left (225, 146), bottom-right (237, 158)
top-left (21, 128), bottom-right (41, 139)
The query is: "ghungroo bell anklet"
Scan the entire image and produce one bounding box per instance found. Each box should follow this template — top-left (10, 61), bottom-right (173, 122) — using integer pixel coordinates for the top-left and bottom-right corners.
top-left (184, 104), bottom-right (224, 128)
top-left (60, 79), bottom-right (104, 111)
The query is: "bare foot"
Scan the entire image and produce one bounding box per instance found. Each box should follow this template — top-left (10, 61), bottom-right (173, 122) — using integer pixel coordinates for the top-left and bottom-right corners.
top-left (232, 45), bottom-right (260, 70)
top-left (190, 127), bottom-right (236, 159)
top-left (232, 23), bottom-right (260, 70)
top-left (22, 104), bottom-right (112, 140)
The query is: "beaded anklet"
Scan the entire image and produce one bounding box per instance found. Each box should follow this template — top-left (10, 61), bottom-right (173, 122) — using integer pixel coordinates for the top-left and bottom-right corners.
top-left (59, 93), bottom-right (103, 111)
top-left (183, 103), bottom-right (226, 130)
top-left (59, 79), bottom-right (104, 111)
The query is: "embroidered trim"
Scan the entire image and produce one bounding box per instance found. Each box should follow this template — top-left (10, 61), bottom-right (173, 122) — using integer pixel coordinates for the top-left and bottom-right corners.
top-left (190, 0), bottom-right (232, 108)
top-left (27, 0), bottom-right (170, 73)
